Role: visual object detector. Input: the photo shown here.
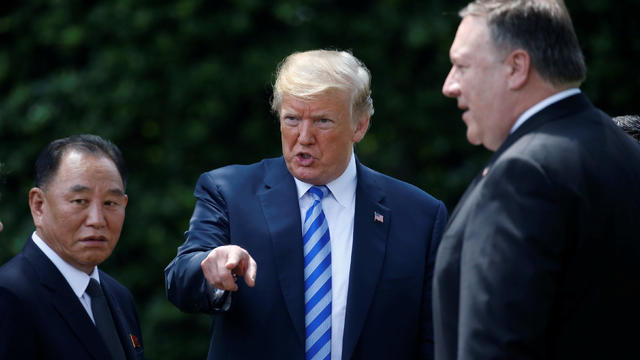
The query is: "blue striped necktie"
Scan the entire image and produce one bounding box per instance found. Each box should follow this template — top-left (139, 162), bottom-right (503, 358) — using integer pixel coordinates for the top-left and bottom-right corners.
top-left (304, 186), bottom-right (332, 360)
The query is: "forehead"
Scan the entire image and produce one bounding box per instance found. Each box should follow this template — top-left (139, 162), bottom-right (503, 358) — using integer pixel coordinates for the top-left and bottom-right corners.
top-left (50, 151), bottom-right (124, 191)
top-left (450, 16), bottom-right (494, 60)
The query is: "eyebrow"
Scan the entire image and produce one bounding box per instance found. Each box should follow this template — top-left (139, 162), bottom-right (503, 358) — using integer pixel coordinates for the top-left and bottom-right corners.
top-left (281, 110), bottom-right (332, 118)
top-left (312, 112), bottom-right (332, 119)
top-left (70, 185), bottom-right (125, 196)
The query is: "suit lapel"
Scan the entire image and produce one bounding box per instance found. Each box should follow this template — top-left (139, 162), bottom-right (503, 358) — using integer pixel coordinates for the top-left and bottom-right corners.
top-left (445, 173), bottom-right (483, 227)
top-left (342, 162), bottom-right (391, 360)
top-left (23, 238), bottom-right (111, 360)
top-left (258, 158), bottom-right (306, 345)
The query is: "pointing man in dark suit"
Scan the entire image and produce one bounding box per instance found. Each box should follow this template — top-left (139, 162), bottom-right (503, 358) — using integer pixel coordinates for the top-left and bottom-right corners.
top-left (0, 134), bottom-right (144, 359)
top-left (433, 1), bottom-right (640, 359)
top-left (165, 49), bottom-right (447, 359)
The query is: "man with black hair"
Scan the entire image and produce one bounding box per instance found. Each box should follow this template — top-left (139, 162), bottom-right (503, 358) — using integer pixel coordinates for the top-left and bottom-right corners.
top-left (0, 134), bottom-right (144, 360)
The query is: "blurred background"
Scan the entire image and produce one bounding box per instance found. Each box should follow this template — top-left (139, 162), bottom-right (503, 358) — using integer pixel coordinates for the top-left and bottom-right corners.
top-left (1, 0), bottom-right (638, 358)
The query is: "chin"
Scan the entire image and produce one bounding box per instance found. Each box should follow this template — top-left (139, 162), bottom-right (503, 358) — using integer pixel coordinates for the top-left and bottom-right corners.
top-left (293, 174), bottom-right (316, 184)
top-left (466, 135), bottom-right (480, 146)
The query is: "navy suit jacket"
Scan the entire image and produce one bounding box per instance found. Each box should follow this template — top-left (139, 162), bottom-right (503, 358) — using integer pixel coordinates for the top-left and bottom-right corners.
top-left (433, 93), bottom-right (640, 359)
top-left (165, 157), bottom-right (447, 359)
top-left (0, 238), bottom-right (145, 360)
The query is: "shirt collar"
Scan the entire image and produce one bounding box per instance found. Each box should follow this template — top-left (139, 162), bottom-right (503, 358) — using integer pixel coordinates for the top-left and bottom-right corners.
top-left (32, 231), bottom-right (100, 297)
top-left (294, 150), bottom-right (358, 208)
top-left (510, 88), bottom-right (581, 134)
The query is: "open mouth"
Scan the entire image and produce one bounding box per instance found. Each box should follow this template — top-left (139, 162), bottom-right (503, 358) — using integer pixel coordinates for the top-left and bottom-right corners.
top-left (296, 152), bottom-right (314, 166)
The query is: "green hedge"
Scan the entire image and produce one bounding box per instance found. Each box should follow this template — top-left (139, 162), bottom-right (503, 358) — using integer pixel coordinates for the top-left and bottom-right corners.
top-left (1, 1), bottom-right (637, 358)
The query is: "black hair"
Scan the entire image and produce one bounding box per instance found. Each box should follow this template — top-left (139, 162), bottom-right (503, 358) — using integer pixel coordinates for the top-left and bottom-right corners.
top-left (34, 134), bottom-right (127, 189)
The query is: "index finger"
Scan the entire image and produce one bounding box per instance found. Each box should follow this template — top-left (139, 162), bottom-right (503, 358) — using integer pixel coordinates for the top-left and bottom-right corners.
top-left (243, 257), bottom-right (257, 288)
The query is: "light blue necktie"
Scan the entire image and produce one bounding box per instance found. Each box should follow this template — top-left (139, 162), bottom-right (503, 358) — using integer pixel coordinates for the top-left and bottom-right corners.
top-left (304, 186), bottom-right (332, 360)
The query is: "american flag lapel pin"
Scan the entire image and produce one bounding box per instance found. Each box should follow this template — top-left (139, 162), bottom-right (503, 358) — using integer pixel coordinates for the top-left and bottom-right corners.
top-left (482, 167), bottom-right (490, 177)
top-left (374, 211), bottom-right (384, 223)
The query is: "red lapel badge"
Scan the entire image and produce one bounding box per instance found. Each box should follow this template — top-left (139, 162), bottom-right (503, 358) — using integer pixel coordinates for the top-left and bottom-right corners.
top-left (130, 334), bottom-right (141, 349)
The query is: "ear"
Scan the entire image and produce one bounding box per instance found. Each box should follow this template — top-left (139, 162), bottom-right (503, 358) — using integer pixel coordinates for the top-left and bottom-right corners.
top-left (352, 113), bottom-right (370, 143)
top-left (506, 49), bottom-right (530, 90)
top-left (29, 187), bottom-right (45, 227)
top-left (122, 194), bottom-right (129, 209)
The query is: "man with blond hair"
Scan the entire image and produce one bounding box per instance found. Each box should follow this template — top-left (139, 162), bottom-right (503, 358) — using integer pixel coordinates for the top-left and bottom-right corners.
top-left (434, 1), bottom-right (640, 359)
top-left (166, 49), bottom-right (447, 359)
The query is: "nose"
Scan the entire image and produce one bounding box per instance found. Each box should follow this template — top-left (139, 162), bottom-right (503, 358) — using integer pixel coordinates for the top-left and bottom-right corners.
top-left (442, 67), bottom-right (460, 98)
top-left (298, 119), bottom-right (315, 145)
top-left (86, 202), bottom-right (106, 228)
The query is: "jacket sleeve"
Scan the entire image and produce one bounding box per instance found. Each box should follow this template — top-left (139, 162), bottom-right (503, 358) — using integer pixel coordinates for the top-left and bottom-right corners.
top-left (164, 172), bottom-right (231, 314)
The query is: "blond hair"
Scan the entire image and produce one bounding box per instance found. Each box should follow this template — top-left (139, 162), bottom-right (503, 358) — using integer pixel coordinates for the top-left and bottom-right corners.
top-left (271, 50), bottom-right (374, 120)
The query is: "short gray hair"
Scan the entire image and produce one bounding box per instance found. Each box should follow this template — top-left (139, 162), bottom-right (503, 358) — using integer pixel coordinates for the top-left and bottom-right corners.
top-left (271, 50), bottom-right (374, 120)
top-left (460, 0), bottom-right (586, 86)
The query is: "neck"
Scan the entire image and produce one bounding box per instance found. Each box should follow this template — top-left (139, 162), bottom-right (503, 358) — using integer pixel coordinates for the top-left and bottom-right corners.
top-left (511, 74), bottom-right (578, 121)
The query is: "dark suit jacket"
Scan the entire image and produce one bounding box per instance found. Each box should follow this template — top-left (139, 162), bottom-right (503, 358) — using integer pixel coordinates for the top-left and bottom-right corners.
top-left (433, 93), bottom-right (640, 359)
top-left (165, 157), bottom-right (447, 359)
top-left (0, 238), bottom-right (145, 360)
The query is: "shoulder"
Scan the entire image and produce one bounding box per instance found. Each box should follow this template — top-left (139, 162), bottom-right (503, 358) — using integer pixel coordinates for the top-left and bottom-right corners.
top-left (0, 285), bottom-right (25, 311)
top-left (0, 254), bottom-right (23, 282)
top-left (196, 157), bottom-right (283, 189)
top-left (499, 108), bottom-right (623, 180)
top-left (358, 162), bottom-right (444, 210)
top-left (0, 252), bottom-right (34, 292)
top-left (514, 102), bottom-right (613, 154)
top-left (0, 252), bottom-right (42, 312)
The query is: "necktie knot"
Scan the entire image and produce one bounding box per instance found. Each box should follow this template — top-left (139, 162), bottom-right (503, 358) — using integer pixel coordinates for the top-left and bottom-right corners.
top-left (308, 186), bottom-right (329, 202)
top-left (85, 278), bottom-right (103, 298)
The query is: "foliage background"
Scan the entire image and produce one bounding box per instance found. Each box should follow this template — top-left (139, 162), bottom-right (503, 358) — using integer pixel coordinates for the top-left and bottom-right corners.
top-left (1, 0), bottom-right (637, 358)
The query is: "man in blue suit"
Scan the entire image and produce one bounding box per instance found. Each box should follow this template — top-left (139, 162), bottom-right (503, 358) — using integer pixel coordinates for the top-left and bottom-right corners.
top-left (0, 135), bottom-right (144, 359)
top-left (165, 49), bottom-right (447, 359)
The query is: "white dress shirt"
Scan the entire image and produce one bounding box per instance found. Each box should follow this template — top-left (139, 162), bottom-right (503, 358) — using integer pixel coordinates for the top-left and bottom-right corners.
top-left (32, 231), bottom-right (101, 323)
top-left (510, 88), bottom-right (581, 134)
top-left (294, 151), bottom-right (357, 360)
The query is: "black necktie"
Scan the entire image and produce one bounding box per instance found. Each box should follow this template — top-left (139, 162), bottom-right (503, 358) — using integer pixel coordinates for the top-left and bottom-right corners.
top-left (86, 279), bottom-right (127, 360)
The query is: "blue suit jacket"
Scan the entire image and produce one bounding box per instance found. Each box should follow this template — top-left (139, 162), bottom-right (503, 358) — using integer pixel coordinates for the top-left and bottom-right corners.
top-left (165, 157), bottom-right (447, 359)
top-left (0, 238), bottom-right (145, 360)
